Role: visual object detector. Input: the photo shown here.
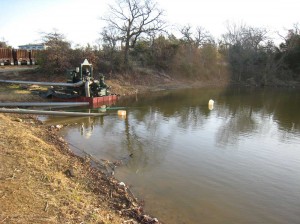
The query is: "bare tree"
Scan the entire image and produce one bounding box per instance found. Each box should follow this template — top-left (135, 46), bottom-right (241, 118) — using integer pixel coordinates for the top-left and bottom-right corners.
top-left (222, 22), bottom-right (268, 49)
top-left (277, 23), bottom-right (300, 75)
top-left (179, 25), bottom-right (214, 47)
top-left (38, 30), bottom-right (72, 75)
top-left (100, 26), bottom-right (124, 71)
top-left (101, 0), bottom-right (165, 67)
top-left (221, 22), bottom-right (270, 83)
top-left (277, 23), bottom-right (300, 43)
top-left (180, 25), bottom-right (193, 44)
top-left (194, 26), bottom-right (213, 47)
top-left (0, 37), bottom-right (9, 48)
top-left (221, 22), bottom-right (247, 46)
top-left (101, 27), bottom-right (122, 51)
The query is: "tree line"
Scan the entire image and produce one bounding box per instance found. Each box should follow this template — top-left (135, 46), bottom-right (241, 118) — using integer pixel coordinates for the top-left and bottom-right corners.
top-left (3, 0), bottom-right (298, 86)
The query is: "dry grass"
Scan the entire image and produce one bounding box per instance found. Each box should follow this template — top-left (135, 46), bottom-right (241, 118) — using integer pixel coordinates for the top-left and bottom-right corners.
top-left (0, 114), bottom-right (129, 223)
top-left (0, 111), bottom-right (160, 224)
top-left (0, 84), bottom-right (47, 102)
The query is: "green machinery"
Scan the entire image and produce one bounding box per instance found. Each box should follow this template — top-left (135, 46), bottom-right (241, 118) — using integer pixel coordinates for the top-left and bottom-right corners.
top-left (66, 59), bottom-right (110, 97)
top-left (0, 59), bottom-right (112, 99)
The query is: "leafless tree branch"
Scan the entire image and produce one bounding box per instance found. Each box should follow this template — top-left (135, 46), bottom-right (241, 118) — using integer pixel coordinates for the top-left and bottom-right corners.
top-left (101, 0), bottom-right (166, 66)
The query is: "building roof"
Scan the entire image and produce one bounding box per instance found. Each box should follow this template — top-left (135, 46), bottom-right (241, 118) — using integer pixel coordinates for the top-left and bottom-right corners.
top-left (18, 44), bottom-right (46, 50)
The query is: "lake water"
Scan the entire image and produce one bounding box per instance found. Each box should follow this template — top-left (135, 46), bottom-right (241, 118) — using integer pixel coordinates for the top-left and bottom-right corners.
top-left (45, 87), bottom-right (300, 224)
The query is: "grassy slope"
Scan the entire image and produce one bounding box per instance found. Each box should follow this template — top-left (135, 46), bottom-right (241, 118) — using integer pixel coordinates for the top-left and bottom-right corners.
top-left (0, 114), bottom-right (128, 223)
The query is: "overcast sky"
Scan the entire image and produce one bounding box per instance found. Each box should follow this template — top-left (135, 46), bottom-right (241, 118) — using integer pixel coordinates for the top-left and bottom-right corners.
top-left (0, 0), bottom-right (299, 48)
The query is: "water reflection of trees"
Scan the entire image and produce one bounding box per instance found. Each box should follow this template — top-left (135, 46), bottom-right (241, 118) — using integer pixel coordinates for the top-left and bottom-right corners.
top-left (215, 87), bottom-right (300, 146)
top-left (215, 106), bottom-right (258, 146)
top-left (62, 108), bottom-right (173, 171)
top-left (109, 88), bottom-right (223, 170)
top-left (120, 87), bottom-right (300, 148)
top-left (57, 87), bottom-right (299, 168)
top-left (120, 108), bottom-right (175, 172)
top-left (119, 87), bottom-right (224, 119)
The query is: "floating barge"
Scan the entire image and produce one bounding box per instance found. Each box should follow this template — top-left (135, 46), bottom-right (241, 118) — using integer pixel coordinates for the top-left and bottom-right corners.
top-left (0, 59), bottom-right (120, 109)
top-left (52, 94), bottom-right (119, 108)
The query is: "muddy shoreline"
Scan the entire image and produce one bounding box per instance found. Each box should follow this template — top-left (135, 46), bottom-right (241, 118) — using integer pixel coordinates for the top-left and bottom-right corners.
top-left (0, 113), bottom-right (161, 224)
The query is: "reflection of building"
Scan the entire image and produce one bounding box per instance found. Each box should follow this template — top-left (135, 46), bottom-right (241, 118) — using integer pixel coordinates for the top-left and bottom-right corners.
top-left (18, 44), bottom-right (46, 50)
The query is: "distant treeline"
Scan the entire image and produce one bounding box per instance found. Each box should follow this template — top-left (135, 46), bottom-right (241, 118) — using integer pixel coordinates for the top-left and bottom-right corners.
top-left (27, 23), bottom-right (299, 87)
top-left (2, 0), bottom-right (298, 87)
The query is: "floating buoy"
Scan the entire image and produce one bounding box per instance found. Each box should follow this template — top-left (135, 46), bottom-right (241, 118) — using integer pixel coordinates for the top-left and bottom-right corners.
top-left (208, 99), bottom-right (214, 110)
top-left (117, 110), bottom-right (127, 119)
top-left (117, 110), bottom-right (126, 116)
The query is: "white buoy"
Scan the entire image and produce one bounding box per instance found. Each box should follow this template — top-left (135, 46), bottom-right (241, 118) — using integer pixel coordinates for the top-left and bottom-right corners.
top-left (208, 99), bottom-right (214, 110)
top-left (117, 110), bottom-right (126, 116)
top-left (117, 110), bottom-right (127, 119)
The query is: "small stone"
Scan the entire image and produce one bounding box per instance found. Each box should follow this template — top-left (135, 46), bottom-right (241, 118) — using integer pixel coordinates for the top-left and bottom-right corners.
top-left (58, 137), bottom-right (65, 143)
top-left (119, 182), bottom-right (126, 187)
top-left (55, 124), bottom-right (63, 129)
top-left (64, 168), bottom-right (75, 177)
top-left (14, 118), bottom-right (22, 122)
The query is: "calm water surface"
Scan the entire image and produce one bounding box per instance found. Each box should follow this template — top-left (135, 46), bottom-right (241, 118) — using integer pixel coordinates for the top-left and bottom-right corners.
top-left (46, 87), bottom-right (300, 224)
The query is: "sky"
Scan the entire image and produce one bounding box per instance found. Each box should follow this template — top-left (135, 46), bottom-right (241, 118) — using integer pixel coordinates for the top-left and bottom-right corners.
top-left (0, 0), bottom-right (299, 48)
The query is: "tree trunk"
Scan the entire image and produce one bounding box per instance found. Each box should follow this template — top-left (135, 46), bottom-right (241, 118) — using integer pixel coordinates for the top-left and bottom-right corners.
top-left (124, 39), bottom-right (130, 67)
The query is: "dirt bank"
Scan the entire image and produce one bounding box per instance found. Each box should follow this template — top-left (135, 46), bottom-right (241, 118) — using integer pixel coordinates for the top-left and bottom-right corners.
top-left (0, 113), bottom-right (159, 224)
top-left (0, 65), bottom-right (228, 97)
